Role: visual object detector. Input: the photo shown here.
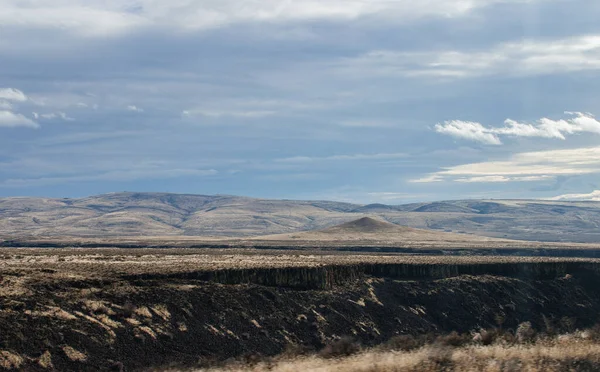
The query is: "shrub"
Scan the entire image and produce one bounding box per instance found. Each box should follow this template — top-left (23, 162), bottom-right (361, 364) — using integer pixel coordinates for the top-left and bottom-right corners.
top-left (319, 336), bottom-right (360, 358)
top-left (436, 331), bottom-right (470, 347)
top-left (383, 334), bottom-right (423, 351)
top-left (516, 322), bottom-right (536, 343)
top-left (495, 314), bottom-right (506, 328)
top-left (474, 328), bottom-right (500, 346)
top-left (585, 323), bottom-right (600, 341)
top-left (559, 316), bottom-right (576, 333)
top-left (542, 314), bottom-right (557, 336)
top-left (499, 329), bottom-right (517, 345)
top-left (281, 343), bottom-right (314, 357)
top-left (240, 353), bottom-right (263, 366)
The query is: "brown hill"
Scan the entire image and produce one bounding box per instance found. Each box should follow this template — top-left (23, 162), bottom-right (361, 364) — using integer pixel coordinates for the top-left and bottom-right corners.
top-left (320, 217), bottom-right (410, 234)
top-left (255, 216), bottom-right (508, 245)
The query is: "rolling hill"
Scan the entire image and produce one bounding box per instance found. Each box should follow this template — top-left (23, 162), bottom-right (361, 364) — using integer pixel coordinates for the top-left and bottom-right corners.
top-left (257, 216), bottom-right (507, 245)
top-left (1, 192), bottom-right (600, 242)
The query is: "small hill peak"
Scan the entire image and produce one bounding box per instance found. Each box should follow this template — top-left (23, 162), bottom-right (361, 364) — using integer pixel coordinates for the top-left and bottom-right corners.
top-left (324, 217), bottom-right (399, 233)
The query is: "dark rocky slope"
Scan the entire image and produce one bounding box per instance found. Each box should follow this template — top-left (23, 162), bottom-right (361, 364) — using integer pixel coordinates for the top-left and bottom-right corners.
top-left (2, 264), bottom-right (600, 371)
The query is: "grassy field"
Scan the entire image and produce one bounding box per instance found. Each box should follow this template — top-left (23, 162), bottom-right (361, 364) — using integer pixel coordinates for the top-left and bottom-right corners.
top-left (3, 247), bottom-right (600, 278)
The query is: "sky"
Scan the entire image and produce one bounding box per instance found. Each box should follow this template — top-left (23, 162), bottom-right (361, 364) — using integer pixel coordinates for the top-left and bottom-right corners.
top-left (1, 0), bottom-right (600, 204)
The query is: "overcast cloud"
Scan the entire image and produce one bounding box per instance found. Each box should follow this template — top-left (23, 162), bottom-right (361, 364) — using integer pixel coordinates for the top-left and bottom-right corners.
top-left (1, 0), bottom-right (600, 202)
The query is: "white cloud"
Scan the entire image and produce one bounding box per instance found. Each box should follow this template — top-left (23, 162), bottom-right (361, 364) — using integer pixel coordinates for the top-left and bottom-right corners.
top-left (277, 153), bottom-right (407, 163)
top-left (455, 175), bottom-right (552, 183)
top-left (455, 175), bottom-right (512, 183)
top-left (549, 190), bottom-right (600, 201)
top-left (338, 34), bottom-right (600, 79)
top-left (499, 112), bottom-right (600, 139)
top-left (182, 98), bottom-right (329, 121)
top-left (0, 111), bottom-right (39, 128)
top-left (495, 119), bottom-right (563, 139)
top-left (0, 88), bottom-right (27, 102)
top-left (59, 112), bottom-right (74, 121)
top-left (127, 105), bottom-right (144, 112)
top-left (0, 4), bottom-right (147, 37)
top-left (0, 168), bottom-right (218, 188)
top-left (434, 120), bottom-right (502, 145)
top-left (411, 146), bottom-right (600, 183)
top-left (0, 101), bottom-right (12, 110)
top-left (435, 112), bottom-right (600, 144)
top-left (410, 174), bottom-right (444, 183)
top-left (38, 112), bottom-right (75, 121)
top-left (337, 120), bottom-right (394, 128)
top-left (0, 0), bottom-right (537, 37)
top-left (366, 192), bottom-right (425, 201)
top-left (183, 109), bottom-right (276, 118)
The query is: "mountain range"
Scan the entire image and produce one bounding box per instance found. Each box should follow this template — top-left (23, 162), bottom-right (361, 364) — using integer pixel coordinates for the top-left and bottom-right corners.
top-left (1, 192), bottom-right (600, 242)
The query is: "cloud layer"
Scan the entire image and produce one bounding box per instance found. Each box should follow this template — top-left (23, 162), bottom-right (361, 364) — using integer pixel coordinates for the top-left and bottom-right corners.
top-left (413, 146), bottom-right (600, 183)
top-left (0, 0), bottom-right (537, 37)
top-left (549, 190), bottom-right (600, 201)
top-left (2, 1), bottom-right (600, 203)
top-left (435, 112), bottom-right (600, 145)
top-left (339, 34), bottom-right (600, 80)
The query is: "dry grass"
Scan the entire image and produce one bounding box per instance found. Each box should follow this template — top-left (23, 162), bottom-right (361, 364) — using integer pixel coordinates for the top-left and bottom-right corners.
top-left (0, 351), bottom-right (23, 369)
top-left (62, 346), bottom-right (87, 362)
top-left (196, 337), bottom-right (600, 372)
top-left (38, 350), bottom-right (53, 369)
top-left (2, 248), bottom-right (600, 275)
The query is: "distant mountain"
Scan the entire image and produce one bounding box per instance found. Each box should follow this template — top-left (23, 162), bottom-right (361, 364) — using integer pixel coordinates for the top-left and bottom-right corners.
top-left (351, 204), bottom-right (402, 213)
top-left (1, 192), bottom-right (600, 242)
top-left (412, 202), bottom-right (475, 213)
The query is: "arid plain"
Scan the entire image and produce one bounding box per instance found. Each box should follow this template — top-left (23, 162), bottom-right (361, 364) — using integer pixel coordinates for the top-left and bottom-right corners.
top-left (3, 193), bottom-right (600, 371)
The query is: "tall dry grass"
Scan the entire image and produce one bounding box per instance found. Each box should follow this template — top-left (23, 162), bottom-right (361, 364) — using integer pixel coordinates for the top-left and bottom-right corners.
top-left (195, 333), bottom-right (600, 372)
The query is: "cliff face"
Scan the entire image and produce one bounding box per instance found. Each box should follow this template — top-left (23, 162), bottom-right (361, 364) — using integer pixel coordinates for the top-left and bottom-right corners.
top-left (123, 260), bottom-right (600, 290)
top-left (2, 264), bottom-right (600, 371)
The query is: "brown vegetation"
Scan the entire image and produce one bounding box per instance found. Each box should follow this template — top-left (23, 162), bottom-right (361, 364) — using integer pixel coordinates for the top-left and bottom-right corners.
top-left (198, 333), bottom-right (600, 372)
top-left (195, 321), bottom-right (600, 371)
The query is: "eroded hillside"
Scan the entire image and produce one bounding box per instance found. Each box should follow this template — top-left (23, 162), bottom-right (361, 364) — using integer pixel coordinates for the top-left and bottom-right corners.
top-left (2, 192), bottom-right (600, 242)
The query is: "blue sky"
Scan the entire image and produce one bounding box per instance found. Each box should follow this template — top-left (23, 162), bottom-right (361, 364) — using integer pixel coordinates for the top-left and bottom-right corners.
top-left (1, 0), bottom-right (600, 203)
